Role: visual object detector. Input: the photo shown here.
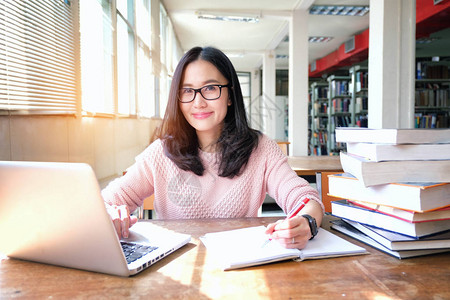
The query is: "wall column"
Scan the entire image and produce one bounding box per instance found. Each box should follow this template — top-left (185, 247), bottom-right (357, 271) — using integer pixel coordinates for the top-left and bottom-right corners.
top-left (262, 50), bottom-right (277, 139)
top-left (288, 8), bottom-right (309, 155)
top-left (250, 69), bottom-right (262, 131)
top-left (368, 0), bottom-right (416, 128)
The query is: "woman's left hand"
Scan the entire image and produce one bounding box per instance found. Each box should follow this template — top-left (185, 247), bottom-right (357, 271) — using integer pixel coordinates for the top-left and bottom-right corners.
top-left (265, 216), bottom-right (312, 249)
top-left (106, 204), bottom-right (138, 239)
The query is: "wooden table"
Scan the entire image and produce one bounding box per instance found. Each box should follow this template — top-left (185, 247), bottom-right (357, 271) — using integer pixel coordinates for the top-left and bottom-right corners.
top-left (1, 216), bottom-right (449, 299)
top-left (288, 155), bottom-right (343, 176)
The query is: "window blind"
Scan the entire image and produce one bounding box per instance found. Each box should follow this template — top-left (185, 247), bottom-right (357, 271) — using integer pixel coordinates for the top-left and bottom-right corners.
top-left (0, 0), bottom-right (77, 114)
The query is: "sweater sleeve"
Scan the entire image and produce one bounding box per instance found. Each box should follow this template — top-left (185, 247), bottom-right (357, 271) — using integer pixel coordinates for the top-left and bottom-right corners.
top-left (261, 136), bottom-right (324, 215)
top-left (101, 141), bottom-right (158, 212)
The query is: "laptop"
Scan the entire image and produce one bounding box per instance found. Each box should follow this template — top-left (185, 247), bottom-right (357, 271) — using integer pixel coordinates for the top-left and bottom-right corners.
top-left (0, 161), bottom-right (191, 276)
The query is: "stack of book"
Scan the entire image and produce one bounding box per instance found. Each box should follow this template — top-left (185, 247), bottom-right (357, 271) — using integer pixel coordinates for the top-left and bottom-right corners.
top-left (328, 127), bottom-right (450, 258)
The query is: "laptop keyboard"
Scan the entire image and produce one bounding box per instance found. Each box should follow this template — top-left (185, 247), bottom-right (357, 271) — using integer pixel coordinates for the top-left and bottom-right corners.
top-left (121, 242), bottom-right (158, 264)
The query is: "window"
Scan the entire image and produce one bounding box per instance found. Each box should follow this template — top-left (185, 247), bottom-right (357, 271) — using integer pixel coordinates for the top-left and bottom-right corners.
top-left (80, 0), bottom-right (153, 117)
top-left (160, 4), bottom-right (167, 69)
top-left (116, 12), bottom-right (136, 115)
top-left (237, 72), bottom-right (251, 121)
top-left (80, 0), bottom-right (114, 115)
top-left (137, 43), bottom-right (154, 117)
top-left (0, 0), bottom-right (77, 114)
top-left (136, 0), bottom-right (153, 117)
top-left (159, 3), bottom-right (179, 117)
top-left (1, 0), bottom-right (170, 118)
top-left (136, 0), bottom-right (151, 46)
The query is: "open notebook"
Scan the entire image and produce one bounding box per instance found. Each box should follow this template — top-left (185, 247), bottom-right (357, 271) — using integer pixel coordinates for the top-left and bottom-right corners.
top-left (0, 161), bottom-right (191, 276)
top-left (201, 225), bottom-right (367, 270)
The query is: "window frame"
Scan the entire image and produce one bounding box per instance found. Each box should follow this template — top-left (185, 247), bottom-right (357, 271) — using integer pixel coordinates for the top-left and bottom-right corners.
top-left (0, 0), bottom-right (156, 119)
top-left (0, 0), bottom-right (79, 116)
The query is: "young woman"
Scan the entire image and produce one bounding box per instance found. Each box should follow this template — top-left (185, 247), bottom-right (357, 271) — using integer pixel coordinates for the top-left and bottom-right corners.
top-left (102, 46), bottom-right (323, 249)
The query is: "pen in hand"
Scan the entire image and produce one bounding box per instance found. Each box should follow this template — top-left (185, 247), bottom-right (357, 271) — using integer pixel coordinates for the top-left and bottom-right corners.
top-left (261, 198), bottom-right (310, 248)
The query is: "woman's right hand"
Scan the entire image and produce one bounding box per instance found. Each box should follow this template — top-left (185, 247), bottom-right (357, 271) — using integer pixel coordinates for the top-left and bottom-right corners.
top-left (106, 204), bottom-right (138, 239)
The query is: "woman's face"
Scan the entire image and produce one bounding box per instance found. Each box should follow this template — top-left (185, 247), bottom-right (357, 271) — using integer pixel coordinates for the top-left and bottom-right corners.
top-left (179, 59), bottom-right (231, 140)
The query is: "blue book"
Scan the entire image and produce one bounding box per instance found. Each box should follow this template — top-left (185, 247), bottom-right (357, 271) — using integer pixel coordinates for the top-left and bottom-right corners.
top-left (331, 199), bottom-right (450, 238)
top-left (330, 219), bottom-right (450, 259)
top-left (342, 219), bottom-right (450, 251)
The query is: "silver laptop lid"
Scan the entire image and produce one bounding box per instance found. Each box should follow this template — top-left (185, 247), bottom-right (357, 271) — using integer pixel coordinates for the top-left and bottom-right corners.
top-left (0, 161), bottom-right (131, 276)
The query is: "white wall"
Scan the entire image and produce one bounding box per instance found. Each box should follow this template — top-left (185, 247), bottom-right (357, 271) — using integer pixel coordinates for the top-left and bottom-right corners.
top-left (0, 116), bottom-right (160, 186)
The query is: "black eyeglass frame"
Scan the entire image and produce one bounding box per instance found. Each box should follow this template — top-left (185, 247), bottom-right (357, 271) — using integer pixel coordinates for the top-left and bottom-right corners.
top-left (178, 84), bottom-right (231, 103)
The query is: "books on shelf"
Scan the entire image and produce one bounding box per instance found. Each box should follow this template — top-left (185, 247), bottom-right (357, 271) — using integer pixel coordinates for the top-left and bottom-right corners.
top-left (331, 199), bottom-right (450, 238)
top-left (200, 225), bottom-right (367, 270)
top-left (331, 98), bottom-right (350, 113)
top-left (331, 115), bottom-right (351, 128)
top-left (314, 118), bottom-right (328, 130)
top-left (312, 145), bottom-right (328, 156)
top-left (415, 85), bottom-right (449, 107)
top-left (335, 127), bottom-right (450, 144)
top-left (341, 219), bottom-right (450, 251)
top-left (327, 173), bottom-right (450, 212)
top-left (355, 96), bottom-right (368, 113)
top-left (330, 219), bottom-right (450, 259)
top-left (315, 85), bottom-right (328, 98)
top-left (416, 63), bottom-right (449, 79)
top-left (355, 115), bottom-right (368, 128)
top-left (330, 80), bottom-right (349, 96)
top-left (346, 142), bottom-right (450, 162)
top-left (309, 82), bottom-right (330, 156)
top-left (415, 112), bottom-right (449, 129)
top-left (355, 70), bottom-right (368, 91)
top-left (314, 101), bottom-right (328, 114)
top-left (339, 152), bottom-right (450, 187)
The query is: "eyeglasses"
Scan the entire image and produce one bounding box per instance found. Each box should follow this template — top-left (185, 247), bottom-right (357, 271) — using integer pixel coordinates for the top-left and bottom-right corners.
top-left (178, 84), bottom-right (230, 103)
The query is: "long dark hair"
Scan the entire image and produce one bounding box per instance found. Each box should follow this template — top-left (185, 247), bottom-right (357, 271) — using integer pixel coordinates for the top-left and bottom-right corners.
top-left (157, 46), bottom-right (260, 178)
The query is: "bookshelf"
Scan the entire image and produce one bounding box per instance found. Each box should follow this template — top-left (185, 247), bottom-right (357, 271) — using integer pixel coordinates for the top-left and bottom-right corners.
top-left (308, 87), bottom-right (311, 155)
top-left (415, 78), bottom-right (450, 128)
top-left (327, 75), bottom-right (351, 155)
top-left (349, 65), bottom-right (369, 128)
top-left (309, 82), bottom-right (329, 156)
top-left (309, 60), bottom-right (449, 155)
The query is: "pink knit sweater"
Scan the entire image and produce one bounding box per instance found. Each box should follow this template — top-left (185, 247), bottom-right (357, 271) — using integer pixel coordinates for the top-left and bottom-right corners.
top-left (101, 134), bottom-right (322, 219)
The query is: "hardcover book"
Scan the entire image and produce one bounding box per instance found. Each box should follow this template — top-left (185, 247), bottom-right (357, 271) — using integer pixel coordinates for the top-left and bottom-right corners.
top-left (331, 199), bottom-right (450, 238)
top-left (347, 200), bottom-right (450, 223)
top-left (335, 128), bottom-right (450, 144)
top-left (346, 142), bottom-right (450, 162)
top-left (339, 152), bottom-right (450, 187)
top-left (330, 219), bottom-right (450, 259)
top-left (327, 173), bottom-right (450, 212)
top-left (342, 219), bottom-right (450, 251)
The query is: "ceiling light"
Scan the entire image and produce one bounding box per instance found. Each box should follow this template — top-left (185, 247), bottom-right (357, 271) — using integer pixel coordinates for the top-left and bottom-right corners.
top-left (226, 53), bottom-right (245, 58)
top-left (416, 37), bottom-right (438, 44)
top-left (309, 36), bottom-right (333, 43)
top-left (309, 5), bottom-right (369, 16)
top-left (196, 11), bottom-right (260, 23)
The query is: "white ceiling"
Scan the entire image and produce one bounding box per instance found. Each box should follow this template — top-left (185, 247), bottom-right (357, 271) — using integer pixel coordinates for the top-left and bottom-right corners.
top-left (161, 0), bottom-right (370, 71)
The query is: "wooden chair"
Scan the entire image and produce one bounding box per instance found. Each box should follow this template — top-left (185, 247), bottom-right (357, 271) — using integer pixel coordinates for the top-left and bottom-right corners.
top-left (137, 195), bottom-right (154, 219)
top-left (315, 171), bottom-right (343, 213)
top-left (276, 141), bottom-right (290, 156)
